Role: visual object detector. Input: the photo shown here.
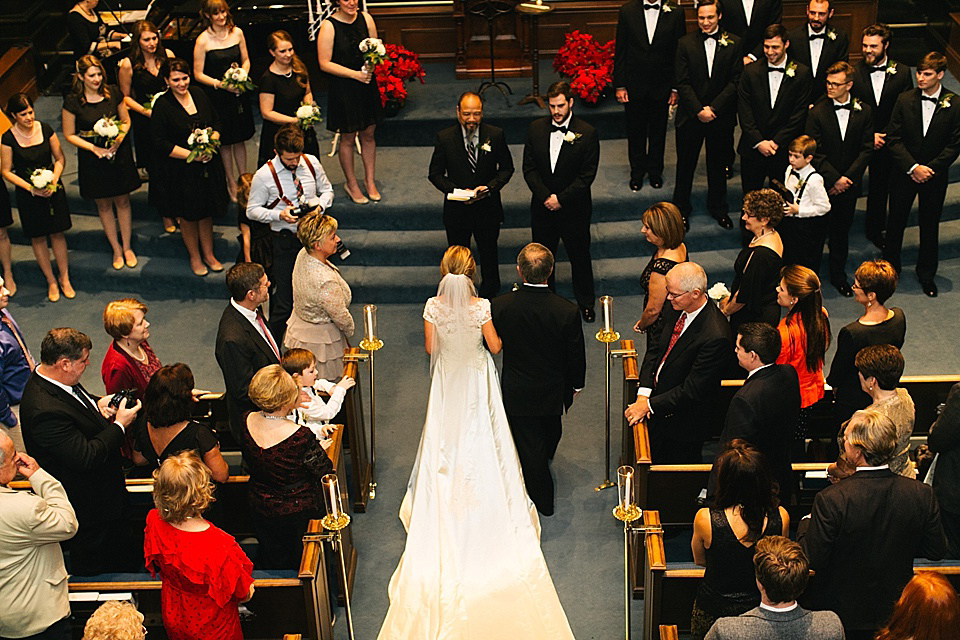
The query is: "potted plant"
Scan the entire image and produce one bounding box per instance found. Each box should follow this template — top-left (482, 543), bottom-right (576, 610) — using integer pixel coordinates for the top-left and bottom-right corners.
top-left (553, 31), bottom-right (615, 106)
top-left (375, 43), bottom-right (426, 117)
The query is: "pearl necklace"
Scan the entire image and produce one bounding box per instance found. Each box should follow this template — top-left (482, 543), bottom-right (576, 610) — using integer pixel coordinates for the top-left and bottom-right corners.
top-left (260, 412), bottom-right (287, 420)
top-left (749, 228), bottom-right (770, 246)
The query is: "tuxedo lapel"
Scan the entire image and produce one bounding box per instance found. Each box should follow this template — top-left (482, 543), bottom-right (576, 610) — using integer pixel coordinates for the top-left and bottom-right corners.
top-left (35, 375), bottom-right (107, 433)
top-left (662, 304), bottom-right (711, 365)
top-left (231, 305), bottom-right (279, 363)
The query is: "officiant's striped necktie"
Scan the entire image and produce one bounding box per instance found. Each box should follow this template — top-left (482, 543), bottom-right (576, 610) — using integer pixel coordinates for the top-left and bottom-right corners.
top-left (467, 139), bottom-right (477, 172)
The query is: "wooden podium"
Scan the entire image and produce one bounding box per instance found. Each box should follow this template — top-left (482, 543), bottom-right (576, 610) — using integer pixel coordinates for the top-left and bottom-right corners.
top-left (454, 0), bottom-right (531, 79)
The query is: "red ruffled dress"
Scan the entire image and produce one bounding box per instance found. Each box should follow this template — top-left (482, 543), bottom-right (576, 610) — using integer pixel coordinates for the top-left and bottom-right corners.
top-left (143, 509), bottom-right (254, 640)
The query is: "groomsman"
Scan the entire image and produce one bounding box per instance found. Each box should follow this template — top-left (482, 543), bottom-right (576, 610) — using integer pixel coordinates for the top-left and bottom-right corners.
top-left (522, 82), bottom-right (600, 322)
top-left (720, 0), bottom-right (782, 66)
top-left (673, 0), bottom-right (743, 230)
top-left (428, 92), bottom-right (515, 298)
top-left (850, 23), bottom-right (914, 249)
top-left (613, 0), bottom-right (686, 191)
top-left (883, 51), bottom-right (960, 298)
top-left (786, 0), bottom-right (849, 105)
top-left (805, 61), bottom-right (873, 295)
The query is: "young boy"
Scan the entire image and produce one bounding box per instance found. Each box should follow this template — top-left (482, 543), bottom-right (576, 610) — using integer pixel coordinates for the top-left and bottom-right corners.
top-left (777, 135), bottom-right (831, 272)
top-left (281, 348), bottom-right (355, 442)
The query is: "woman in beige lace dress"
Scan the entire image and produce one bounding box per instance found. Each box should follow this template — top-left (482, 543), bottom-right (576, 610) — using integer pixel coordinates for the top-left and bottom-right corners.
top-left (284, 212), bottom-right (354, 379)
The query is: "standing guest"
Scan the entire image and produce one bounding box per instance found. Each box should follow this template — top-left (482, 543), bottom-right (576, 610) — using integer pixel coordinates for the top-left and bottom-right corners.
top-left (285, 212), bottom-right (354, 379)
top-left (876, 572), bottom-right (960, 640)
top-left (799, 409), bottom-right (946, 640)
top-left (82, 601), bottom-right (146, 640)
top-left (720, 0), bottom-right (782, 66)
top-left (317, 0), bottom-right (383, 204)
top-left (720, 189), bottom-right (784, 336)
top-left (428, 92), bottom-right (514, 298)
top-left (215, 262), bottom-right (281, 441)
top-left (236, 172), bottom-right (271, 268)
top-left (0, 279), bottom-right (33, 453)
top-left (883, 51), bottom-right (960, 298)
top-left (152, 57), bottom-right (228, 277)
top-left (0, 431), bottom-right (77, 640)
top-left (928, 383), bottom-right (960, 558)
top-left (62, 54), bottom-right (141, 272)
top-left (20, 328), bottom-right (141, 576)
top-left (1, 93), bottom-right (71, 302)
top-left (66, 0), bottom-right (125, 62)
top-left (258, 30), bottom-right (320, 167)
top-left (704, 536), bottom-right (844, 640)
top-left (144, 452), bottom-right (255, 638)
top-left (787, 0), bottom-right (850, 104)
top-left (523, 81), bottom-right (600, 322)
top-left (625, 262), bottom-right (733, 463)
top-left (691, 441), bottom-right (790, 640)
top-left (101, 298), bottom-right (161, 400)
top-left (806, 62), bottom-right (874, 295)
top-left (613, 0), bottom-right (686, 192)
top-left (247, 124), bottom-right (334, 344)
top-left (673, 0), bottom-right (742, 229)
top-left (117, 20), bottom-right (177, 232)
top-left (850, 23), bottom-right (913, 249)
top-left (777, 136), bottom-right (831, 272)
top-left (827, 259), bottom-right (905, 424)
top-left (193, 0), bottom-right (254, 203)
top-left (633, 202), bottom-right (687, 350)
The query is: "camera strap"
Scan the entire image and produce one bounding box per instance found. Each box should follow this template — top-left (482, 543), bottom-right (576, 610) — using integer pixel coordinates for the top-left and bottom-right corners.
top-left (266, 155), bottom-right (318, 209)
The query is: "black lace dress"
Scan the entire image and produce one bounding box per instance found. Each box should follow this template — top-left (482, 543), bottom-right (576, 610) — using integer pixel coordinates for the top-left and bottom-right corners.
top-left (257, 70), bottom-right (321, 166)
top-left (325, 13), bottom-right (383, 134)
top-left (640, 256), bottom-right (679, 348)
top-left (201, 43), bottom-right (255, 145)
top-left (1, 123), bottom-right (70, 237)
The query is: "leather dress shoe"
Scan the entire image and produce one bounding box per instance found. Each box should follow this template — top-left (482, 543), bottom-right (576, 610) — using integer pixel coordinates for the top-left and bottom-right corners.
top-left (682, 216), bottom-right (690, 232)
top-left (649, 175), bottom-right (664, 189)
top-left (725, 165), bottom-right (735, 180)
top-left (629, 179), bottom-right (643, 192)
top-left (714, 214), bottom-right (734, 230)
top-left (921, 279), bottom-right (938, 297)
top-left (833, 281), bottom-right (854, 297)
top-left (581, 307), bottom-right (596, 323)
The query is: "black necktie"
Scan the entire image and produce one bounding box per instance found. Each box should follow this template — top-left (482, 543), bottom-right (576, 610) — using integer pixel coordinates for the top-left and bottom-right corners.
top-left (809, 32), bottom-right (826, 40)
top-left (644, 3), bottom-right (660, 10)
top-left (790, 170), bottom-right (802, 180)
top-left (553, 125), bottom-right (568, 134)
top-left (870, 65), bottom-right (887, 74)
top-left (72, 384), bottom-right (100, 416)
top-left (768, 67), bottom-right (785, 74)
top-left (466, 138), bottom-right (477, 171)
top-left (922, 95), bottom-right (938, 103)
top-left (702, 31), bottom-right (719, 41)
top-left (834, 102), bottom-right (852, 111)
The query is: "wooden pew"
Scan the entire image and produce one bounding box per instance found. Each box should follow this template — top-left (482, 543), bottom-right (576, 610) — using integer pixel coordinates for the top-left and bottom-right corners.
top-left (342, 347), bottom-right (373, 512)
top-left (620, 339), bottom-right (641, 469)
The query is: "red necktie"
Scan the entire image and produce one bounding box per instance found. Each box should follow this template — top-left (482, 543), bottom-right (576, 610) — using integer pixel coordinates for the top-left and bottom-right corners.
top-left (657, 312), bottom-right (687, 381)
top-left (290, 167), bottom-right (304, 200)
top-left (256, 309), bottom-right (281, 360)
top-left (2, 315), bottom-right (34, 370)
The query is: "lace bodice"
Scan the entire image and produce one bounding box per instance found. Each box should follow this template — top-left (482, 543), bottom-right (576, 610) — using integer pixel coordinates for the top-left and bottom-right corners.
top-left (291, 249), bottom-right (354, 335)
top-left (423, 296), bottom-right (491, 369)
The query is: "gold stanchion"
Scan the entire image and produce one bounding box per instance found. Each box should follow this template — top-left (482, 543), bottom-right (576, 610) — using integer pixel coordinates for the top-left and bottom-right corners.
top-left (321, 474), bottom-right (355, 640)
top-left (613, 466), bottom-right (642, 640)
top-left (596, 296), bottom-right (637, 491)
top-left (359, 304), bottom-right (383, 500)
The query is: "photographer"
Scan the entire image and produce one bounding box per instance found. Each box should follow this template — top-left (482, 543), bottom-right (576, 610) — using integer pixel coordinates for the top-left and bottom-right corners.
top-left (247, 123), bottom-right (334, 344)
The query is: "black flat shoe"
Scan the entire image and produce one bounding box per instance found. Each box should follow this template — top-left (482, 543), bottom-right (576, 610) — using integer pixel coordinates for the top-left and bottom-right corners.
top-left (714, 214), bottom-right (734, 230)
top-left (833, 281), bottom-right (854, 297)
top-left (921, 280), bottom-right (939, 297)
top-left (649, 175), bottom-right (664, 189)
top-left (630, 179), bottom-right (642, 192)
top-left (581, 307), bottom-right (596, 323)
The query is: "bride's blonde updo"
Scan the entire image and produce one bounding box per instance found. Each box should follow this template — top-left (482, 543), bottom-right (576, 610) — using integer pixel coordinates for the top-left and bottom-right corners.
top-left (440, 245), bottom-right (476, 279)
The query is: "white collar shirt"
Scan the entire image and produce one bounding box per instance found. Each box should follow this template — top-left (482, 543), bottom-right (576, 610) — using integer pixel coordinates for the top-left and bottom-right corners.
top-left (246, 155), bottom-right (334, 233)
top-left (833, 98), bottom-right (852, 140)
top-left (639, 298), bottom-right (710, 402)
top-left (870, 56), bottom-right (888, 104)
top-left (768, 59), bottom-right (787, 108)
top-left (644, 3), bottom-right (660, 45)
top-left (921, 86), bottom-right (942, 136)
top-left (742, 0), bottom-right (754, 26)
top-left (230, 299), bottom-right (280, 357)
top-left (808, 25), bottom-right (827, 74)
top-left (549, 112), bottom-right (573, 172)
top-left (703, 28), bottom-right (719, 78)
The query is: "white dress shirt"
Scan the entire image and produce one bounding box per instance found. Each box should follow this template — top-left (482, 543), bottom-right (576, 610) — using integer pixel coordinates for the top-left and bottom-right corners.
top-left (760, 602), bottom-right (799, 612)
top-left (767, 60), bottom-right (786, 108)
top-left (784, 163), bottom-right (830, 218)
top-left (230, 298), bottom-right (281, 357)
top-left (247, 154), bottom-right (334, 233)
top-left (921, 86), bottom-right (941, 137)
top-left (644, 3), bottom-right (661, 45)
top-left (870, 56), bottom-right (888, 104)
top-left (550, 112), bottom-right (572, 172)
top-left (808, 25), bottom-right (826, 74)
top-left (704, 29), bottom-right (719, 78)
top-left (742, 0), bottom-right (754, 26)
top-left (637, 298), bottom-right (710, 404)
top-left (833, 98), bottom-right (851, 140)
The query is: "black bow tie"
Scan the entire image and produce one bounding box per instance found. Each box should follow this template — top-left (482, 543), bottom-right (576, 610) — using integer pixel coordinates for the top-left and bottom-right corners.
top-left (644, 3), bottom-right (660, 9)
top-left (553, 125), bottom-right (569, 134)
top-left (834, 102), bottom-right (852, 110)
top-left (768, 67), bottom-right (785, 74)
top-left (870, 65), bottom-right (887, 74)
top-left (922, 95), bottom-right (939, 103)
top-left (790, 169), bottom-right (802, 179)
top-left (702, 31), bottom-right (720, 41)
top-left (809, 32), bottom-right (827, 40)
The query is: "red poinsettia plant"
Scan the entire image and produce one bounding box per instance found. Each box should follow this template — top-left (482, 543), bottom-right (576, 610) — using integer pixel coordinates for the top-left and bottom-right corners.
top-left (375, 43), bottom-right (426, 107)
top-left (552, 31), bottom-right (615, 104)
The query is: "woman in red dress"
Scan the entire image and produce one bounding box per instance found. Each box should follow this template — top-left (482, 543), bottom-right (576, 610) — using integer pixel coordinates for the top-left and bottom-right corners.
top-left (144, 451), bottom-right (254, 640)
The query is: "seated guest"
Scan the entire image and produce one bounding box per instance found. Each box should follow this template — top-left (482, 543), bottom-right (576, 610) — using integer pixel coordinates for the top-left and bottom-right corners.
top-left (143, 451), bottom-right (254, 639)
top-left (280, 347), bottom-right (354, 433)
top-left (633, 202), bottom-right (687, 350)
top-left (799, 409), bottom-right (946, 640)
top-left (82, 601), bottom-right (146, 640)
top-left (928, 382), bottom-right (960, 557)
top-left (0, 430), bottom-right (77, 640)
top-left (827, 259), bottom-right (906, 424)
top-left (0, 277), bottom-right (34, 453)
top-left (829, 345), bottom-right (915, 481)
top-left (244, 364), bottom-right (333, 569)
top-left (705, 536), bottom-right (844, 640)
top-left (691, 440), bottom-right (790, 640)
top-left (875, 571), bottom-right (960, 640)
top-left (101, 298), bottom-right (162, 399)
top-left (133, 363), bottom-right (228, 483)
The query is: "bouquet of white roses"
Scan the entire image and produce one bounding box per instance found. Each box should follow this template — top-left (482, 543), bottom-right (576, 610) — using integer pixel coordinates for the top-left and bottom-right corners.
top-left (359, 37), bottom-right (386, 69)
top-left (185, 127), bottom-right (221, 163)
top-left (707, 282), bottom-right (731, 302)
top-left (220, 63), bottom-right (255, 93)
top-left (29, 168), bottom-right (58, 192)
top-left (144, 91), bottom-right (165, 111)
top-left (296, 103), bottom-right (322, 129)
top-left (81, 115), bottom-right (123, 151)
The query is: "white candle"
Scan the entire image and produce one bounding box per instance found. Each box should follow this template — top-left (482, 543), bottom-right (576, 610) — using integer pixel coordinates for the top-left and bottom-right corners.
top-left (617, 465), bottom-right (634, 511)
top-left (601, 296), bottom-right (614, 333)
top-left (364, 305), bottom-right (377, 343)
top-left (322, 474), bottom-right (341, 520)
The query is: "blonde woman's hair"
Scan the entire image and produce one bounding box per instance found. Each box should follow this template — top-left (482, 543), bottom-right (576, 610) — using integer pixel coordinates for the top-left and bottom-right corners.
top-left (72, 54), bottom-right (111, 105)
top-left (296, 212), bottom-right (338, 252)
top-left (248, 364), bottom-right (300, 412)
top-left (152, 451), bottom-right (215, 524)
top-left (103, 298), bottom-right (148, 340)
top-left (440, 245), bottom-right (476, 278)
top-left (82, 600), bottom-right (145, 640)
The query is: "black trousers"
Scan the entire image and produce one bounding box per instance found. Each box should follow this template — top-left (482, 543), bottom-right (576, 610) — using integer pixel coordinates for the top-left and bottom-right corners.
top-left (673, 118), bottom-right (734, 218)
top-left (883, 172), bottom-right (948, 281)
top-left (942, 508), bottom-right (960, 559)
top-left (67, 516), bottom-right (138, 577)
top-left (253, 509), bottom-right (321, 570)
top-left (649, 423), bottom-right (703, 464)
top-left (506, 413), bottom-right (563, 516)
top-left (624, 95), bottom-right (669, 180)
top-left (0, 617), bottom-right (70, 640)
top-left (532, 208), bottom-right (595, 310)
top-left (444, 209), bottom-right (501, 298)
top-left (269, 229), bottom-right (301, 344)
top-left (780, 215), bottom-right (829, 273)
top-left (864, 145), bottom-right (893, 241)
top-left (827, 189), bottom-right (860, 284)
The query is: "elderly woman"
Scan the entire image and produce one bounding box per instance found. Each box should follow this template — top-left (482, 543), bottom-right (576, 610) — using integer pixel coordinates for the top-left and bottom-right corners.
top-left (101, 298), bottom-right (162, 399)
top-left (285, 212), bottom-right (354, 379)
top-left (244, 365), bottom-right (333, 569)
top-left (133, 363), bottom-right (228, 483)
top-left (827, 259), bottom-right (906, 423)
top-left (144, 451), bottom-right (254, 640)
top-left (633, 202), bottom-right (687, 348)
top-left (82, 601), bottom-right (146, 640)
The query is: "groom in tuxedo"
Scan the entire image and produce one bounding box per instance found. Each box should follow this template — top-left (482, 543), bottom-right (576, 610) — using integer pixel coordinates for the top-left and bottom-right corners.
top-left (492, 243), bottom-right (586, 516)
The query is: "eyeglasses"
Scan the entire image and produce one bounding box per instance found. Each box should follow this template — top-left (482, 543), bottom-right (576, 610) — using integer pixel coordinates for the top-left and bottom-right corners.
top-left (825, 80), bottom-right (851, 88)
top-left (666, 290), bottom-right (691, 300)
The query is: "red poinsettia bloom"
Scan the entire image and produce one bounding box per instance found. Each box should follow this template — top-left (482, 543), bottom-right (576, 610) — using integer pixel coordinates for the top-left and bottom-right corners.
top-left (374, 43), bottom-right (426, 106)
top-left (553, 31), bottom-right (615, 104)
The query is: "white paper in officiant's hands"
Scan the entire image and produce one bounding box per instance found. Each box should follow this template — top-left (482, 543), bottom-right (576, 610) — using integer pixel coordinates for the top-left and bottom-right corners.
top-left (447, 189), bottom-right (476, 201)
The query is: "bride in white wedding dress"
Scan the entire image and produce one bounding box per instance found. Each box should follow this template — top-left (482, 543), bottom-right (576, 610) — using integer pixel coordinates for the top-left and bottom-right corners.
top-left (377, 247), bottom-right (575, 639)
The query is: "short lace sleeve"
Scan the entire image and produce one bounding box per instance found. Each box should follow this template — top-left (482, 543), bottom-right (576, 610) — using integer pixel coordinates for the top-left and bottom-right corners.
top-left (475, 297), bottom-right (492, 327)
top-left (423, 297), bottom-right (440, 324)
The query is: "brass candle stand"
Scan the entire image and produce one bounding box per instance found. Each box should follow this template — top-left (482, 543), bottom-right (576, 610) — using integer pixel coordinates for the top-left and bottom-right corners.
top-left (613, 466), bottom-right (660, 640)
top-left (595, 296), bottom-right (638, 491)
top-left (359, 304), bottom-right (383, 499)
top-left (321, 474), bottom-right (355, 640)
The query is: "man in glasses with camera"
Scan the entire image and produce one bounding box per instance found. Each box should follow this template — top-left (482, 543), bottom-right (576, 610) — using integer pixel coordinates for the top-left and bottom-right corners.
top-left (248, 123), bottom-right (334, 344)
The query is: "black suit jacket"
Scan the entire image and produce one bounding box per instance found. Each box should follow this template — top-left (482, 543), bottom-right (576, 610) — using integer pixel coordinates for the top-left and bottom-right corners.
top-left (886, 88), bottom-right (960, 175)
top-left (522, 115), bottom-right (600, 216)
top-left (215, 303), bottom-right (281, 438)
top-left (799, 468), bottom-right (946, 631)
top-left (805, 98), bottom-right (874, 188)
top-left (640, 301), bottom-right (733, 442)
top-left (737, 57), bottom-right (813, 154)
top-left (786, 24), bottom-right (849, 102)
top-left (20, 373), bottom-right (126, 526)
top-left (850, 59), bottom-right (914, 132)
top-left (428, 122), bottom-right (514, 222)
top-left (613, 0), bottom-right (687, 99)
top-left (674, 30), bottom-right (743, 128)
top-left (720, 0), bottom-right (782, 59)
top-left (491, 285), bottom-right (586, 416)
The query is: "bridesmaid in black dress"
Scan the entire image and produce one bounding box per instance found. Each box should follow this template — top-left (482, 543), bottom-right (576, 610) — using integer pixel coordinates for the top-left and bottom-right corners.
top-left (118, 20), bottom-right (176, 233)
top-left (318, 0), bottom-right (384, 204)
top-left (633, 202), bottom-right (688, 350)
top-left (66, 0), bottom-right (125, 62)
top-left (258, 30), bottom-right (321, 167)
top-left (193, 0), bottom-right (254, 203)
top-left (0, 94), bottom-right (73, 302)
top-left (152, 58), bottom-right (227, 277)
top-left (62, 55), bottom-right (141, 271)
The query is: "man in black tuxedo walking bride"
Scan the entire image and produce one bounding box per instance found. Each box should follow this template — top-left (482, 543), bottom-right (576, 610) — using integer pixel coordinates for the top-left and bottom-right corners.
top-left (492, 243), bottom-right (587, 516)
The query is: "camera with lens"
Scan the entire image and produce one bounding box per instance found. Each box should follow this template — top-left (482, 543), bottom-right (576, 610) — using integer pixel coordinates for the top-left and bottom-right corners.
top-left (335, 239), bottom-right (351, 260)
top-left (109, 388), bottom-right (137, 409)
top-left (291, 198), bottom-right (321, 218)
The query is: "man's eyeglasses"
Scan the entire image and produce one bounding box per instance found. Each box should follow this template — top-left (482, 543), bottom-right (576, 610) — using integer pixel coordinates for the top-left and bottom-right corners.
top-left (666, 290), bottom-right (691, 300)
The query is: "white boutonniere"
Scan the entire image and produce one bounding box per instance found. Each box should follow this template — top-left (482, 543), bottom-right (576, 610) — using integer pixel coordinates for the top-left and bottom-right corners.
top-left (661, 2), bottom-right (672, 12)
top-left (480, 139), bottom-right (492, 153)
top-left (852, 98), bottom-right (863, 112)
top-left (940, 95), bottom-right (953, 109)
top-left (886, 62), bottom-right (897, 75)
top-left (717, 32), bottom-right (733, 47)
top-left (785, 61), bottom-right (798, 78)
top-left (563, 131), bottom-right (582, 144)
top-left (827, 28), bottom-right (837, 41)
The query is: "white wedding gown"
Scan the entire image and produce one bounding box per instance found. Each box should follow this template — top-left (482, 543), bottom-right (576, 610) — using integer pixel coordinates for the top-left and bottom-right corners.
top-left (377, 284), bottom-right (575, 639)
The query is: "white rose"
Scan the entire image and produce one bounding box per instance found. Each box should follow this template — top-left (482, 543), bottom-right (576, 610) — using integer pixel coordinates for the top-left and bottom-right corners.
top-left (94, 118), bottom-right (118, 138)
top-left (296, 104), bottom-right (315, 119)
top-left (707, 282), bottom-right (731, 300)
top-left (30, 170), bottom-right (52, 188)
top-left (360, 38), bottom-right (373, 52)
top-left (376, 43), bottom-right (386, 56)
top-left (187, 132), bottom-right (196, 146)
top-left (198, 130), bottom-right (210, 144)
top-left (563, 131), bottom-right (576, 143)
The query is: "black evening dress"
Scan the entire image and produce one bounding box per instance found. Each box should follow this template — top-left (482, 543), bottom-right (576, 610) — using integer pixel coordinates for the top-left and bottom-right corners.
top-left (63, 87), bottom-right (142, 200)
top-left (639, 255), bottom-right (679, 350)
top-left (201, 43), bottom-right (255, 145)
top-left (325, 13), bottom-right (383, 134)
top-left (257, 70), bottom-right (320, 167)
top-left (66, 11), bottom-right (107, 60)
top-left (134, 420), bottom-right (220, 471)
top-left (130, 63), bottom-right (168, 208)
top-left (151, 87), bottom-right (229, 222)
top-left (728, 245), bottom-right (783, 335)
top-left (1, 123), bottom-right (71, 237)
